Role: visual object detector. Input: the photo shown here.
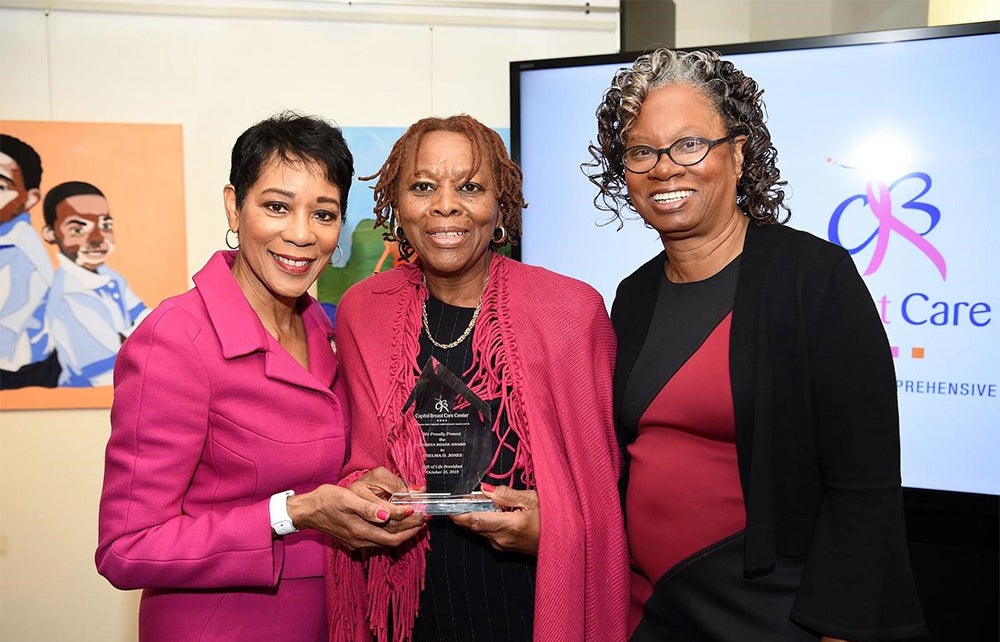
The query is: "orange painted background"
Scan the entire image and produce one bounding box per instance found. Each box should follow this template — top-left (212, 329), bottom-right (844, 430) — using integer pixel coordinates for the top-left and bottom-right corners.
top-left (0, 120), bottom-right (187, 409)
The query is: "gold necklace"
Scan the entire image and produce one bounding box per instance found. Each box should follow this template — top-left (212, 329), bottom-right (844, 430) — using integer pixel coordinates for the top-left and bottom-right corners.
top-left (422, 273), bottom-right (489, 350)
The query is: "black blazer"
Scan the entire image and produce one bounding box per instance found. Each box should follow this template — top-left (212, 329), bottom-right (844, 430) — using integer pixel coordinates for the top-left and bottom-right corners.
top-left (612, 223), bottom-right (927, 640)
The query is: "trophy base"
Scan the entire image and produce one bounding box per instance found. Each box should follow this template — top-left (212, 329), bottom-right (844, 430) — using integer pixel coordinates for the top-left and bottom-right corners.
top-left (389, 492), bottom-right (497, 516)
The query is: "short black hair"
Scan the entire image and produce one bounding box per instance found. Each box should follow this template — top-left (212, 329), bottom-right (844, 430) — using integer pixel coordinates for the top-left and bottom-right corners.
top-left (229, 111), bottom-right (354, 217)
top-left (43, 181), bottom-right (105, 227)
top-left (0, 134), bottom-right (43, 189)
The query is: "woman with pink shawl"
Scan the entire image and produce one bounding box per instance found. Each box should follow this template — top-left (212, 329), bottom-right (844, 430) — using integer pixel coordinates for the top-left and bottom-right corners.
top-left (326, 115), bottom-right (628, 642)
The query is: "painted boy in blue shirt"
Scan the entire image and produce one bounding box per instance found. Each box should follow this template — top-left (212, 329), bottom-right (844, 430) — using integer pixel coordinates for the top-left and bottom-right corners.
top-left (0, 134), bottom-right (59, 389)
top-left (42, 181), bottom-right (149, 387)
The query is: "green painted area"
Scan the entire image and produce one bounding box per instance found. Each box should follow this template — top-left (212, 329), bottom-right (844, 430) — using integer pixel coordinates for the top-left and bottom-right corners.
top-left (317, 219), bottom-right (387, 305)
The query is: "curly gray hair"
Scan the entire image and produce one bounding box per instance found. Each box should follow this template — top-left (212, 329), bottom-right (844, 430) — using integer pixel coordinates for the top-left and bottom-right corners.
top-left (584, 48), bottom-right (789, 227)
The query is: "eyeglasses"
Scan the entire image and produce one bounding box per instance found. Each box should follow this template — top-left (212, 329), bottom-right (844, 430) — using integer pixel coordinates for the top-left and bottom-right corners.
top-left (622, 135), bottom-right (733, 173)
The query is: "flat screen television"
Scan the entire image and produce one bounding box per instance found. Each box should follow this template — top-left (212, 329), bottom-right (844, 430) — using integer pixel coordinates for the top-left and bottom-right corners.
top-left (510, 21), bottom-right (999, 548)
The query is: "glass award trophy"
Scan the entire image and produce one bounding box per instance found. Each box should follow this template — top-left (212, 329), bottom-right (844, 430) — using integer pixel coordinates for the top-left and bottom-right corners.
top-left (390, 358), bottom-right (498, 515)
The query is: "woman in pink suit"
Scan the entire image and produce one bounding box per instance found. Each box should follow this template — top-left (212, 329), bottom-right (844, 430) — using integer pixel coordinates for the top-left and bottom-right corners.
top-left (96, 112), bottom-right (424, 641)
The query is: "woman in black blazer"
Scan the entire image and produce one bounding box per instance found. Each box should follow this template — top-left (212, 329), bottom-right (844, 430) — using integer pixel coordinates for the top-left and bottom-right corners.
top-left (585, 48), bottom-right (927, 642)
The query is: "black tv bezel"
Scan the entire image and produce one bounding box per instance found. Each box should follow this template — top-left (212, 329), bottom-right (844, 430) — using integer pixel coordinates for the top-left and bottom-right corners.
top-left (508, 20), bottom-right (1000, 552)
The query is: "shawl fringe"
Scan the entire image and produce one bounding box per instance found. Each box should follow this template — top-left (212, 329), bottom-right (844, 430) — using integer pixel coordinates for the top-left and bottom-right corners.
top-left (360, 254), bottom-right (534, 642)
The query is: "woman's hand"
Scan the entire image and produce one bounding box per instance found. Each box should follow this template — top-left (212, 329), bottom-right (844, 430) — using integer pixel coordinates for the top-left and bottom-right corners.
top-left (450, 485), bottom-right (540, 556)
top-left (288, 468), bottom-right (426, 551)
top-left (348, 467), bottom-right (427, 535)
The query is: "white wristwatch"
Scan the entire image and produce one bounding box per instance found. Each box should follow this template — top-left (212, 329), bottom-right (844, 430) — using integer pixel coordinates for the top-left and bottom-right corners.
top-left (269, 490), bottom-right (299, 536)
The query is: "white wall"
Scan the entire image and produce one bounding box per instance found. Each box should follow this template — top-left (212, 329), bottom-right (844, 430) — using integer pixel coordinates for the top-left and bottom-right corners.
top-left (929, 0), bottom-right (999, 25)
top-left (672, 0), bottom-right (934, 47)
top-left (1, 1), bottom-right (993, 640)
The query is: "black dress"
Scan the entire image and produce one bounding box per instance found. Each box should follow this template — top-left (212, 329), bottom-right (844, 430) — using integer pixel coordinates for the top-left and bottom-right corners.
top-left (410, 295), bottom-right (536, 642)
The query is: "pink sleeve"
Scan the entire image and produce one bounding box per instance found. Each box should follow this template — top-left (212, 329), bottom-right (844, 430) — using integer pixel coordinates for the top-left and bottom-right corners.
top-left (95, 307), bottom-right (280, 590)
top-left (333, 289), bottom-right (389, 481)
top-left (325, 288), bottom-right (382, 642)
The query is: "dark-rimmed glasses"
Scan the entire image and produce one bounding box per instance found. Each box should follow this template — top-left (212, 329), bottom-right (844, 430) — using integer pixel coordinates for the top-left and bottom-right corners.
top-left (623, 135), bottom-right (733, 173)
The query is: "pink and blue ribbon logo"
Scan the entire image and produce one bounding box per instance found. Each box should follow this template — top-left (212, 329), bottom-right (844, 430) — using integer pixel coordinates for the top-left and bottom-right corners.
top-left (830, 171), bottom-right (947, 280)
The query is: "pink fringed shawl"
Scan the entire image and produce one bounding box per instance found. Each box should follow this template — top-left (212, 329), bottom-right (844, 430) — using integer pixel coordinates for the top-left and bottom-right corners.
top-left (326, 254), bottom-right (628, 642)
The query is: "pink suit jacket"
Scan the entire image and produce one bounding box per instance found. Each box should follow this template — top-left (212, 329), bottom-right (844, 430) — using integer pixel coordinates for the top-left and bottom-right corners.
top-left (96, 251), bottom-right (350, 641)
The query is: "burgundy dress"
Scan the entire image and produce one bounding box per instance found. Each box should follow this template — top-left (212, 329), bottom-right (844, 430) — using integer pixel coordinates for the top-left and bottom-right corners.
top-left (625, 312), bottom-right (744, 631)
top-left (619, 257), bottom-right (818, 641)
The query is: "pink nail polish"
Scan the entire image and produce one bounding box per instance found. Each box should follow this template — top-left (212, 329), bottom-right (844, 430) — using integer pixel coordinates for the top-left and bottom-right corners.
top-left (480, 482), bottom-right (495, 492)
top-left (404, 508), bottom-right (415, 516)
top-left (376, 509), bottom-right (389, 521)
